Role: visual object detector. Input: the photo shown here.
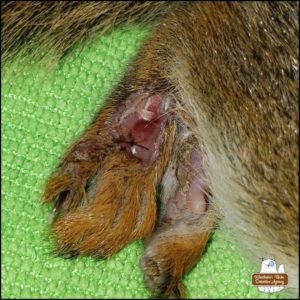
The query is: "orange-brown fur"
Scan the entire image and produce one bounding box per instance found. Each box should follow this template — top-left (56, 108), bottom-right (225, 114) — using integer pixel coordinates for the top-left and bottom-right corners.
top-left (2, 1), bottom-right (298, 298)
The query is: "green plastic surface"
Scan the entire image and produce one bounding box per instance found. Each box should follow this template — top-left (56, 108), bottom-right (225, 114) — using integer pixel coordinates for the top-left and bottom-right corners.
top-left (2, 26), bottom-right (290, 299)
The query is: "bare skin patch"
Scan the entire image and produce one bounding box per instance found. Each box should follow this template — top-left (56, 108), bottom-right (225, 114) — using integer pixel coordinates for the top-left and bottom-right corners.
top-left (165, 148), bottom-right (207, 221)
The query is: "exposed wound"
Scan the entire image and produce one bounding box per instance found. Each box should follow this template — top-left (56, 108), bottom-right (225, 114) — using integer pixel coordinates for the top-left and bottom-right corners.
top-left (112, 91), bottom-right (171, 166)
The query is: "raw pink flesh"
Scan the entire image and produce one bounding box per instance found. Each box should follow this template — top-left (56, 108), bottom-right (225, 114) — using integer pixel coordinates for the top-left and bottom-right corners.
top-left (113, 92), bottom-right (169, 166)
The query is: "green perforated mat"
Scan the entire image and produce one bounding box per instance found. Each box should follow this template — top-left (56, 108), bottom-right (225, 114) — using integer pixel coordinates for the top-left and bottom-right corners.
top-left (2, 26), bottom-right (290, 299)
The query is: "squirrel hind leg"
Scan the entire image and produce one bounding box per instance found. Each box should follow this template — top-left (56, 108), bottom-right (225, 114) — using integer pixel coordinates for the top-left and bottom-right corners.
top-left (45, 89), bottom-right (176, 258)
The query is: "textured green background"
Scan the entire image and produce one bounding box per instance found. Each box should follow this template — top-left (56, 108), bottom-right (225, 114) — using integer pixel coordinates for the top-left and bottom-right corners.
top-left (2, 26), bottom-right (290, 299)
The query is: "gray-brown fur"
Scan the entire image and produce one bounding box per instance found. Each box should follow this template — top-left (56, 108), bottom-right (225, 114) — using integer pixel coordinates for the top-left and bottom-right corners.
top-left (1, 1), bottom-right (173, 62)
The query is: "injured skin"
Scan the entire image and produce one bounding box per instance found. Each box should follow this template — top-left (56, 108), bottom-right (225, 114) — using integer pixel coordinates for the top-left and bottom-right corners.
top-left (112, 91), bottom-right (171, 167)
